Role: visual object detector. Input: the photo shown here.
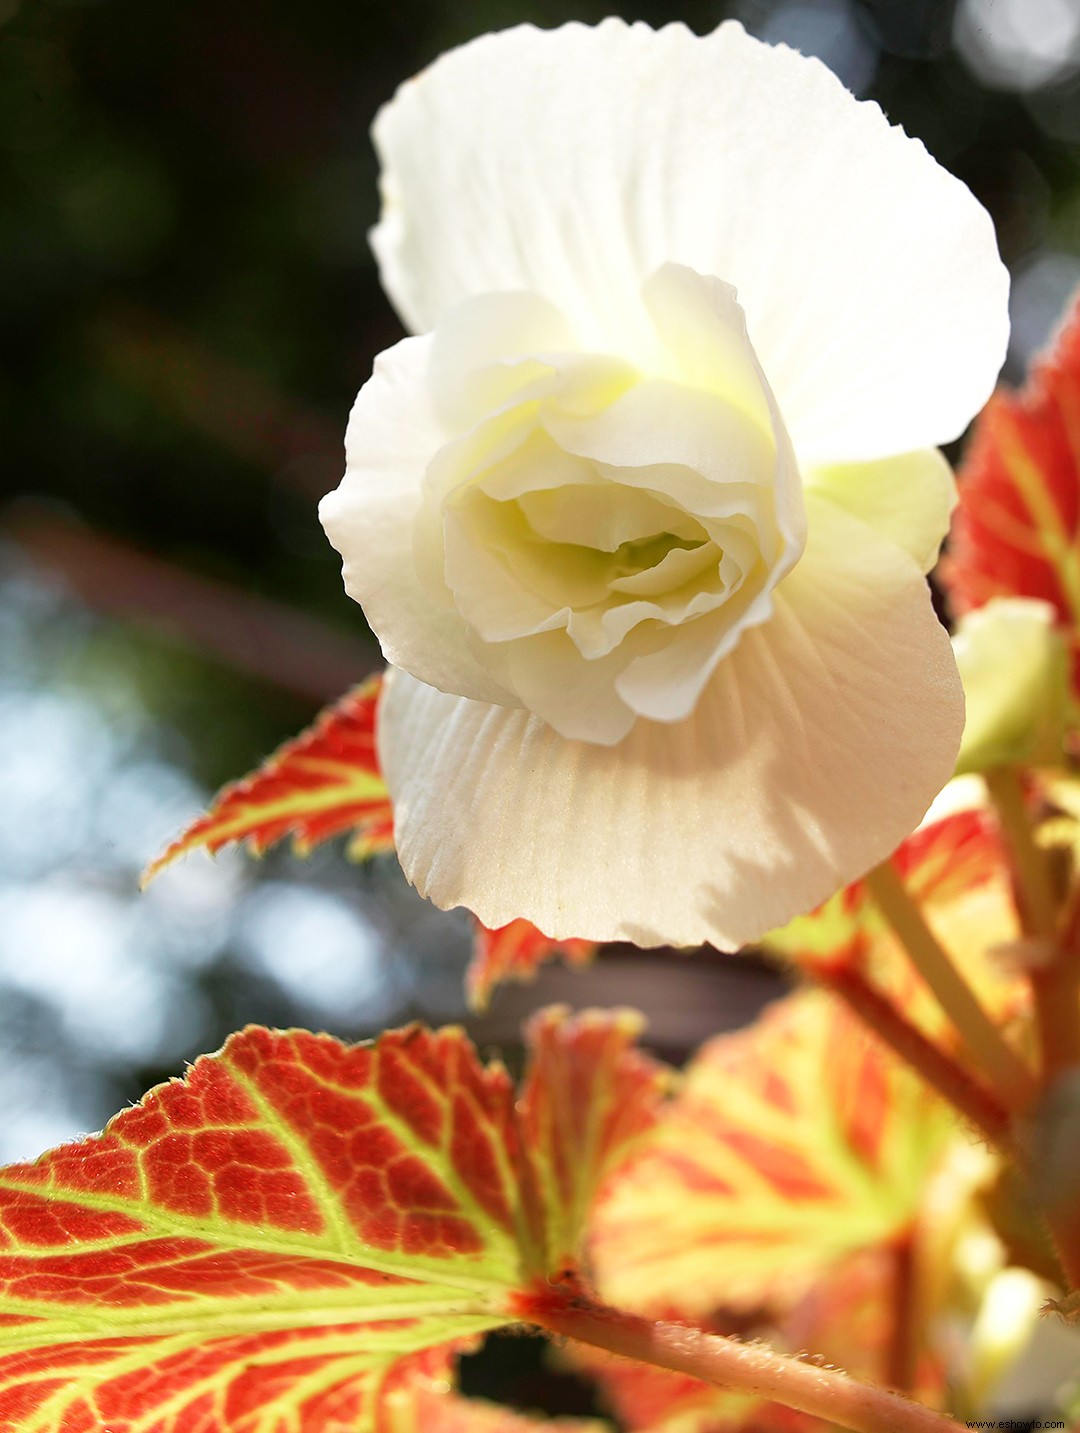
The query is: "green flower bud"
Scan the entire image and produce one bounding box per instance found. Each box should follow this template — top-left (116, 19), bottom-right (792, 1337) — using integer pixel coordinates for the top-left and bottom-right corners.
top-left (953, 598), bottom-right (1071, 776)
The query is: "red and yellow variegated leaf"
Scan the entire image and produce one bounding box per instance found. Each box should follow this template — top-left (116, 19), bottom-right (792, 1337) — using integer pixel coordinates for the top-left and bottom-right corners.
top-left (467, 923), bottom-right (599, 1012)
top-left (519, 1007), bottom-right (671, 1272)
top-left (781, 1244), bottom-right (944, 1411)
top-left (764, 805), bottom-right (1025, 1044)
top-left (0, 1336), bottom-right (481, 1433)
top-left (401, 1396), bottom-right (604, 1433)
top-left (766, 806), bottom-right (1003, 974)
top-left (0, 1010), bottom-right (665, 1432)
top-left (145, 685), bottom-right (603, 1012)
top-left (941, 289), bottom-right (1080, 682)
top-left (574, 1348), bottom-right (771, 1433)
top-left (394, 1390), bottom-right (604, 1433)
top-left (384, 1352), bottom-right (606, 1433)
top-left (588, 990), bottom-right (955, 1320)
top-left (144, 675), bottom-right (393, 883)
top-left (891, 803), bottom-right (1003, 905)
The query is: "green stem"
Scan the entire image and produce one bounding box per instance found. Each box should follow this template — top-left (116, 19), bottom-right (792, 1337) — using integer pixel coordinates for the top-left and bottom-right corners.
top-left (521, 1287), bottom-right (965, 1433)
top-left (983, 766), bottom-right (1059, 939)
top-left (865, 862), bottom-right (1036, 1111)
top-left (984, 766), bottom-right (1080, 1082)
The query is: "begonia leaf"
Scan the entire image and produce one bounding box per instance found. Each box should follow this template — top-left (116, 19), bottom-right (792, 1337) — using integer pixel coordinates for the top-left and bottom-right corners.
top-left (764, 806), bottom-right (1024, 1042)
top-left (404, 1394), bottom-right (605, 1432)
top-left (143, 675), bottom-right (393, 882)
top-left (386, 1357), bottom-right (607, 1433)
top-left (144, 683), bottom-right (600, 1013)
top-left (941, 289), bottom-right (1080, 687)
top-left (766, 806), bottom-right (1002, 970)
top-left (588, 990), bottom-right (954, 1319)
top-left (574, 1348), bottom-right (772, 1433)
top-left (781, 1244), bottom-right (944, 1410)
top-left (0, 1009), bottom-right (663, 1431)
top-left (519, 1007), bottom-right (672, 1273)
top-left (467, 923), bottom-right (598, 1012)
top-left (891, 804), bottom-right (1004, 905)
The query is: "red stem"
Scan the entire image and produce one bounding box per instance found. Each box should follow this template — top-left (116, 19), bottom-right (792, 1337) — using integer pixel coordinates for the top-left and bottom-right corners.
top-left (886, 1229), bottom-right (920, 1394)
top-left (1033, 889), bottom-right (1080, 1084)
top-left (1030, 960), bottom-right (1080, 1086)
top-left (817, 966), bottom-right (1016, 1153)
top-left (519, 1287), bottom-right (964, 1433)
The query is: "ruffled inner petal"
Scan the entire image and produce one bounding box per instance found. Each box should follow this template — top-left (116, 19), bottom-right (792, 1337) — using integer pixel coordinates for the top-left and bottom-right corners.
top-left (400, 273), bottom-right (806, 740)
top-left (379, 495), bottom-right (964, 949)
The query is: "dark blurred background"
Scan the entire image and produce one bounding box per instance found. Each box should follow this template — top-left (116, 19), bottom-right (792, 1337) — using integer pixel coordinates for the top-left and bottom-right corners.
top-left (3, 0), bottom-right (1080, 1417)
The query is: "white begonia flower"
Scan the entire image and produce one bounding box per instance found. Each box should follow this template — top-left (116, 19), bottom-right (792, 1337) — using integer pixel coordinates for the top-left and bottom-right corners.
top-left (320, 19), bottom-right (1010, 949)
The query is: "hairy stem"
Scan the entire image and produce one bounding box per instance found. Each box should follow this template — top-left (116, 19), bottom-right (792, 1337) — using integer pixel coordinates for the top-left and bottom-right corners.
top-left (522, 1287), bottom-right (964, 1433)
top-left (1047, 1210), bottom-right (1080, 1293)
top-left (865, 862), bottom-right (1036, 1110)
top-left (819, 966), bottom-right (1015, 1152)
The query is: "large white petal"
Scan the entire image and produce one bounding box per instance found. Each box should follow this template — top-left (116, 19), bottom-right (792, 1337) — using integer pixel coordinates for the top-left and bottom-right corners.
top-left (372, 19), bottom-right (1008, 463)
top-left (379, 498), bottom-right (964, 950)
top-left (318, 335), bottom-right (516, 707)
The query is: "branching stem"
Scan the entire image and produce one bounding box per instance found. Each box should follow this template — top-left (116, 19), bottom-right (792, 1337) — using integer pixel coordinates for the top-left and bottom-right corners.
top-left (865, 862), bottom-right (1036, 1111)
top-left (521, 1287), bottom-right (965, 1433)
top-left (818, 966), bottom-right (1016, 1153)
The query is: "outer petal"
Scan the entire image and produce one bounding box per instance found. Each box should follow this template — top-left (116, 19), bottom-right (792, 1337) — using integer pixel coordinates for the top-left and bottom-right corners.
top-left (379, 499), bottom-right (964, 950)
top-left (806, 449), bottom-right (957, 574)
top-left (319, 335), bottom-right (516, 707)
top-left (372, 19), bottom-right (1008, 462)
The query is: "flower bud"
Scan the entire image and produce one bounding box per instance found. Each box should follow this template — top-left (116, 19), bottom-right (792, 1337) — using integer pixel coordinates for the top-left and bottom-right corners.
top-left (953, 598), bottom-right (1070, 776)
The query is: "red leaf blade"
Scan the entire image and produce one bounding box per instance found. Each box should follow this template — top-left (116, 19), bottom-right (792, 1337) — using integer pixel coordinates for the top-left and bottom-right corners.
top-left (520, 1006), bottom-right (671, 1274)
top-left (589, 990), bottom-right (954, 1319)
top-left (0, 1011), bottom-right (664, 1431)
top-left (764, 804), bottom-right (1024, 1044)
top-left (467, 922), bottom-right (599, 1011)
top-left (942, 290), bottom-right (1080, 687)
top-left (143, 676), bottom-right (393, 883)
